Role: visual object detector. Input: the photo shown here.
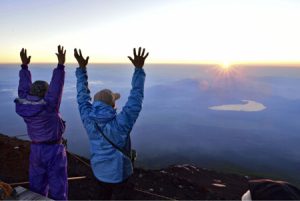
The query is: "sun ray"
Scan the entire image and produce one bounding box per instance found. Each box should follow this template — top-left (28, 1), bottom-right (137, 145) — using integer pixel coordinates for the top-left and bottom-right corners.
top-left (221, 61), bottom-right (231, 70)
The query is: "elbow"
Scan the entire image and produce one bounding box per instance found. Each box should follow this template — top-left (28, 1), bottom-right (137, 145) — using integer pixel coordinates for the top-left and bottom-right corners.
top-left (133, 104), bottom-right (143, 114)
top-left (17, 93), bottom-right (25, 99)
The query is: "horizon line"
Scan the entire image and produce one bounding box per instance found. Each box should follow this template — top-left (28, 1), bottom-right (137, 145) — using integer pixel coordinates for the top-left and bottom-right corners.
top-left (0, 61), bottom-right (300, 67)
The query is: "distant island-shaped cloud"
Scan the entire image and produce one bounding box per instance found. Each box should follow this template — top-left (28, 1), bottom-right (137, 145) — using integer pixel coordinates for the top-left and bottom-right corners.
top-left (209, 100), bottom-right (266, 112)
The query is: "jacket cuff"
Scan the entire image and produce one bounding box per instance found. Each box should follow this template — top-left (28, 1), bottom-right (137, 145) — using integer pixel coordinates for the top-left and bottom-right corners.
top-left (76, 67), bottom-right (87, 72)
top-left (135, 67), bottom-right (144, 72)
top-left (57, 64), bottom-right (65, 69)
top-left (78, 66), bottom-right (87, 70)
top-left (76, 67), bottom-right (87, 76)
top-left (21, 64), bottom-right (28, 69)
top-left (135, 67), bottom-right (145, 75)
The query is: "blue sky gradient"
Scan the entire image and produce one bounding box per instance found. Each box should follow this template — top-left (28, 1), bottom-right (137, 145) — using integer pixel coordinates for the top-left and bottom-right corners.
top-left (1, 0), bottom-right (300, 64)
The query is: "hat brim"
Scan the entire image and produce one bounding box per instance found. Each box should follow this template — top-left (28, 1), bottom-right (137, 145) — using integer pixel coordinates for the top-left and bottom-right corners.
top-left (113, 93), bottom-right (121, 101)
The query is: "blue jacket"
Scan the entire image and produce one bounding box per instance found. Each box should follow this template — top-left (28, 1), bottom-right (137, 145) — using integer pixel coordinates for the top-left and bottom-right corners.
top-left (76, 67), bottom-right (145, 183)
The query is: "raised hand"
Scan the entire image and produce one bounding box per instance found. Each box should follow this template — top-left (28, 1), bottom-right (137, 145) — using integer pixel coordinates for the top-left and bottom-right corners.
top-left (20, 48), bottom-right (31, 65)
top-left (56, 45), bottom-right (66, 65)
top-left (74, 48), bottom-right (89, 68)
top-left (128, 47), bottom-right (149, 68)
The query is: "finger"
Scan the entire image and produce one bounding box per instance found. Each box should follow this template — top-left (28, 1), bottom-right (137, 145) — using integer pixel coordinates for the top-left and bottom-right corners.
top-left (86, 56), bottom-right (89, 64)
top-left (64, 50), bottom-right (66, 55)
top-left (138, 47), bottom-right (141, 56)
top-left (143, 52), bottom-right (149, 59)
top-left (20, 48), bottom-right (24, 56)
top-left (79, 49), bottom-right (82, 57)
top-left (25, 49), bottom-right (27, 57)
top-left (75, 49), bottom-right (80, 59)
top-left (28, 56), bottom-right (31, 63)
top-left (141, 48), bottom-right (145, 57)
top-left (56, 53), bottom-right (59, 57)
top-left (128, 56), bottom-right (134, 63)
top-left (74, 48), bottom-right (78, 57)
top-left (133, 48), bottom-right (137, 57)
top-left (58, 45), bottom-right (61, 54)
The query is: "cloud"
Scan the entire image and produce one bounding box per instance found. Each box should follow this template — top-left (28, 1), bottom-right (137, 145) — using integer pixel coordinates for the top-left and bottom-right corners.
top-left (0, 88), bottom-right (18, 98)
top-left (209, 100), bottom-right (266, 112)
top-left (0, 88), bottom-right (14, 92)
top-left (89, 80), bottom-right (104, 86)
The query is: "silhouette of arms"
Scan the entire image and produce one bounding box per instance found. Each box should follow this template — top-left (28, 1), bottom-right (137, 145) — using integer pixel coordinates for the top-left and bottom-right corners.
top-left (128, 47), bottom-right (149, 68)
top-left (18, 48), bottom-right (32, 98)
top-left (116, 47), bottom-right (149, 133)
top-left (74, 49), bottom-right (89, 68)
top-left (74, 49), bottom-right (92, 122)
top-left (44, 45), bottom-right (66, 111)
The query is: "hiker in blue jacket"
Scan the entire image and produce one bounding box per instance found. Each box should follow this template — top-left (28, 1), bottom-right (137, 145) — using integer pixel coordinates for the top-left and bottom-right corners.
top-left (75, 47), bottom-right (149, 199)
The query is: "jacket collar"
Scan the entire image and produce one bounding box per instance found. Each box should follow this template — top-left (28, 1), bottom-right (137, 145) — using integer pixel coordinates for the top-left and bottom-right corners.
top-left (89, 101), bottom-right (117, 124)
top-left (26, 95), bottom-right (43, 101)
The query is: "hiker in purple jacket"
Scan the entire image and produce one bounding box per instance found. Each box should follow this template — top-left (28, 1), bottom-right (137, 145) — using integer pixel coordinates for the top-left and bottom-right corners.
top-left (14, 46), bottom-right (68, 200)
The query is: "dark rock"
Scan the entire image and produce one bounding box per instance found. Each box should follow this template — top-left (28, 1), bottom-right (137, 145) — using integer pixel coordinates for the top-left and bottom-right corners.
top-left (0, 133), bottom-right (252, 200)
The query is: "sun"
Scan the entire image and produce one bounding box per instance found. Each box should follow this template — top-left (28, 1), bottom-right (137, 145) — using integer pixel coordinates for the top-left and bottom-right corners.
top-left (221, 61), bottom-right (231, 70)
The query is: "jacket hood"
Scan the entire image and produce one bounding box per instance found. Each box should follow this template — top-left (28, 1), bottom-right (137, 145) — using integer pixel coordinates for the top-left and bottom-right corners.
top-left (15, 95), bottom-right (46, 117)
top-left (88, 101), bottom-right (117, 124)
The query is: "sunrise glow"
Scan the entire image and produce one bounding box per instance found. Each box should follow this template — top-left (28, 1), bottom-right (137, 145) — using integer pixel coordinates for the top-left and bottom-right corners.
top-left (221, 61), bottom-right (231, 70)
top-left (0, 0), bottom-right (300, 64)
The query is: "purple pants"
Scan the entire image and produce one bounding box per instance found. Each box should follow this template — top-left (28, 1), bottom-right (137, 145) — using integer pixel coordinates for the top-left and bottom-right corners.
top-left (29, 143), bottom-right (68, 200)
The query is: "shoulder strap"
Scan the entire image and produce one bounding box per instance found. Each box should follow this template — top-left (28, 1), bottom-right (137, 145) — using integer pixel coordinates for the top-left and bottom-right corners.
top-left (94, 123), bottom-right (131, 159)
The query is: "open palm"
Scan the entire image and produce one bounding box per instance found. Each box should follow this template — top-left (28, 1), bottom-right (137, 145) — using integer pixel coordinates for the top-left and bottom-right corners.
top-left (74, 49), bottom-right (89, 68)
top-left (128, 47), bottom-right (149, 68)
top-left (20, 48), bottom-right (31, 65)
top-left (56, 45), bottom-right (66, 65)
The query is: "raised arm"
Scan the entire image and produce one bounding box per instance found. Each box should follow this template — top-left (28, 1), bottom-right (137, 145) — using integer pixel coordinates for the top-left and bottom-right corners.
top-left (74, 48), bottom-right (92, 122)
top-left (116, 47), bottom-right (148, 132)
top-left (44, 45), bottom-right (66, 111)
top-left (18, 48), bottom-right (32, 98)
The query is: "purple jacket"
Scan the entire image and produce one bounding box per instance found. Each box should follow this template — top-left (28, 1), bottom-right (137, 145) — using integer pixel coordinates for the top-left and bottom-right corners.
top-left (15, 64), bottom-right (65, 142)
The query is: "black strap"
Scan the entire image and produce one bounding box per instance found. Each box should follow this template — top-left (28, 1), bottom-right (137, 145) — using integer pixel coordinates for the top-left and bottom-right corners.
top-left (31, 138), bottom-right (62, 145)
top-left (94, 123), bottom-right (131, 159)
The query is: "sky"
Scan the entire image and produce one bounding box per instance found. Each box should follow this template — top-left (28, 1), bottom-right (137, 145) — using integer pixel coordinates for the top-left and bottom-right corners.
top-left (0, 0), bottom-right (300, 64)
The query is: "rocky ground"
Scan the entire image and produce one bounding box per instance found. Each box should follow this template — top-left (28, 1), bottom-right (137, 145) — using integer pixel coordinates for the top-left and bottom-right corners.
top-left (0, 133), bottom-right (254, 200)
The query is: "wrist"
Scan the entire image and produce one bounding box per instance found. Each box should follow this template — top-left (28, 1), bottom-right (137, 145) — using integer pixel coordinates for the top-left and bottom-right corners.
top-left (76, 66), bottom-right (87, 74)
top-left (79, 66), bottom-right (87, 70)
top-left (57, 64), bottom-right (65, 69)
top-left (21, 64), bottom-right (28, 69)
top-left (79, 63), bottom-right (87, 68)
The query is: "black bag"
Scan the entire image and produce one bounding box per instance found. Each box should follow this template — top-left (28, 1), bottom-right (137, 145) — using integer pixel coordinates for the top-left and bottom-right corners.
top-left (94, 123), bottom-right (137, 166)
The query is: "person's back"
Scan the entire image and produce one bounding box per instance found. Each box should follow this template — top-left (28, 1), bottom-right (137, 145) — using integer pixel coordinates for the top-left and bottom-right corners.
top-left (75, 47), bottom-right (149, 199)
top-left (14, 46), bottom-right (68, 200)
top-left (16, 90), bottom-right (65, 143)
